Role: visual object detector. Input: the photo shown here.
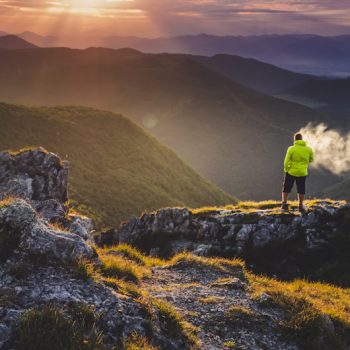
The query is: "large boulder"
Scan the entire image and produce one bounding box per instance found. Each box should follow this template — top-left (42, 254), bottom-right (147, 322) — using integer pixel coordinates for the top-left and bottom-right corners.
top-left (0, 148), bottom-right (93, 239)
top-left (0, 198), bottom-right (95, 264)
top-left (0, 147), bottom-right (68, 204)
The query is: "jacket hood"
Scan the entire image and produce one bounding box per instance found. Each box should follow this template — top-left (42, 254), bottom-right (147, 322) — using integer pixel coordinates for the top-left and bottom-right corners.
top-left (294, 140), bottom-right (306, 146)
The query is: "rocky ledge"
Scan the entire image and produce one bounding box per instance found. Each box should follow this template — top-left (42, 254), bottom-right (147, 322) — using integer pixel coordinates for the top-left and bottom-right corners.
top-left (109, 201), bottom-right (350, 285)
top-left (0, 149), bottom-right (196, 350)
top-left (0, 198), bottom-right (194, 349)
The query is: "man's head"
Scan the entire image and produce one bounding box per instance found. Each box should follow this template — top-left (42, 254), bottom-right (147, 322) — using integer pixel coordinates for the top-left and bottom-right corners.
top-left (294, 133), bottom-right (303, 141)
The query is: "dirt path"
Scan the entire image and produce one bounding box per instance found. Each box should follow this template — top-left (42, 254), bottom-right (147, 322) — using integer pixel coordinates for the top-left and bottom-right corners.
top-left (142, 262), bottom-right (298, 350)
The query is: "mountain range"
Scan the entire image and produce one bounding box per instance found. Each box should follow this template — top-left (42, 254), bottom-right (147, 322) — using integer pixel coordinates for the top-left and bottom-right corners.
top-left (0, 47), bottom-right (341, 200)
top-left (6, 32), bottom-right (350, 76)
top-left (0, 35), bottom-right (37, 49)
top-left (278, 78), bottom-right (350, 116)
top-left (193, 54), bottom-right (315, 95)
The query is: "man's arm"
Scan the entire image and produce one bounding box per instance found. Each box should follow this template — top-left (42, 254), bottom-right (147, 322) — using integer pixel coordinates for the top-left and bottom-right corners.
top-left (284, 147), bottom-right (292, 173)
top-left (309, 148), bottom-right (314, 163)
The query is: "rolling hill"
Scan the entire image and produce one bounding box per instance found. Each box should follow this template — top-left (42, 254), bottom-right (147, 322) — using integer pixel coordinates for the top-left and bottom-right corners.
top-left (193, 54), bottom-right (314, 95)
top-left (279, 78), bottom-right (350, 116)
top-left (0, 47), bottom-right (340, 199)
top-left (0, 35), bottom-right (37, 49)
top-left (0, 103), bottom-right (233, 226)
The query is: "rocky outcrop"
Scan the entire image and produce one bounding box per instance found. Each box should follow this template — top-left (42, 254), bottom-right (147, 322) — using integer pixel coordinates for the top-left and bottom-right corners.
top-left (0, 199), bottom-right (95, 263)
top-left (0, 198), bottom-right (193, 349)
top-left (0, 199), bottom-right (96, 264)
top-left (114, 202), bottom-right (350, 284)
top-left (0, 148), bottom-right (93, 240)
top-left (0, 147), bottom-right (68, 205)
top-left (115, 202), bottom-right (348, 255)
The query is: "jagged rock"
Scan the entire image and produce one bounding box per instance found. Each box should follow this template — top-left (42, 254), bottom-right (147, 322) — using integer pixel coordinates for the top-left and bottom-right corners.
top-left (0, 148), bottom-right (94, 239)
top-left (0, 198), bottom-right (192, 350)
top-left (0, 198), bottom-right (94, 264)
top-left (113, 201), bottom-right (350, 283)
top-left (115, 201), bottom-right (350, 256)
top-left (0, 147), bottom-right (68, 203)
top-left (96, 228), bottom-right (118, 246)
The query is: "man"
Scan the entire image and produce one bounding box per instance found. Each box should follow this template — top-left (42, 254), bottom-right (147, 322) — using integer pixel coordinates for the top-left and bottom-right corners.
top-left (281, 133), bottom-right (314, 212)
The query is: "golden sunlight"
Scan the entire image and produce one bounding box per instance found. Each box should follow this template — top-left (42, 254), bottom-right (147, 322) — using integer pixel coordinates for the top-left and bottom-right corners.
top-left (68, 0), bottom-right (106, 9)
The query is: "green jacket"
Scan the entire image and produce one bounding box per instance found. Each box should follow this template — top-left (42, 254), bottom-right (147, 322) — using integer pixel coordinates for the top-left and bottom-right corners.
top-left (284, 140), bottom-right (314, 177)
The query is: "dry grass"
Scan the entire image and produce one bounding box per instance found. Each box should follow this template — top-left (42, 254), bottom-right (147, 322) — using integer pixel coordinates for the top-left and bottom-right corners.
top-left (6, 147), bottom-right (46, 156)
top-left (98, 254), bottom-right (150, 283)
top-left (223, 340), bottom-right (236, 348)
top-left (123, 333), bottom-right (158, 350)
top-left (224, 305), bottom-right (255, 324)
top-left (191, 199), bottom-right (343, 215)
top-left (167, 252), bottom-right (245, 275)
top-left (248, 274), bottom-right (350, 349)
top-left (151, 298), bottom-right (200, 347)
top-left (0, 196), bottom-right (17, 208)
top-left (99, 244), bottom-right (163, 267)
top-left (15, 305), bottom-right (103, 350)
top-left (191, 204), bottom-right (237, 215)
top-left (72, 258), bottom-right (98, 282)
top-left (49, 221), bottom-right (71, 234)
top-left (198, 296), bottom-right (222, 304)
top-left (102, 277), bottom-right (142, 298)
top-left (249, 275), bottom-right (350, 326)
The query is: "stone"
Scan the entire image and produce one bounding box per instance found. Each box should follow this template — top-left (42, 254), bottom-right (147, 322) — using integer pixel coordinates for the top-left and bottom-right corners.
top-left (0, 148), bottom-right (94, 240)
top-left (1, 198), bottom-right (94, 263)
top-left (110, 201), bottom-right (350, 265)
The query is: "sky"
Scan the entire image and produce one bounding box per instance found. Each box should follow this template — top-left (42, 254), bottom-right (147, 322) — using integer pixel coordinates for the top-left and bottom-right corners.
top-left (1, 0), bottom-right (350, 37)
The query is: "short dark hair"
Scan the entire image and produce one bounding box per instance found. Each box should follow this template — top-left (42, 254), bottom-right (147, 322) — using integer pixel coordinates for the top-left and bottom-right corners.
top-left (294, 133), bottom-right (303, 141)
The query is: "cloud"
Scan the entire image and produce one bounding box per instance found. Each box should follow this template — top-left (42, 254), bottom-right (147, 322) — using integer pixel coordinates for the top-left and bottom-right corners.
top-left (1, 0), bottom-right (350, 36)
top-left (299, 123), bottom-right (350, 175)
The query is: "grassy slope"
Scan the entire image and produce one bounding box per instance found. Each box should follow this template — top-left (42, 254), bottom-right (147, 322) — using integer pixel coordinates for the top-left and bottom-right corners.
top-left (96, 245), bottom-right (350, 349)
top-left (0, 47), bottom-right (336, 200)
top-left (0, 103), bottom-right (233, 226)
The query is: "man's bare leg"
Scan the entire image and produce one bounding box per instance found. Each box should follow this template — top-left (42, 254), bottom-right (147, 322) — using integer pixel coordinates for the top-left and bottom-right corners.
top-left (282, 192), bottom-right (289, 204)
top-left (281, 192), bottom-right (289, 210)
top-left (298, 194), bottom-right (305, 212)
top-left (298, 194), bottom-right (304, 206)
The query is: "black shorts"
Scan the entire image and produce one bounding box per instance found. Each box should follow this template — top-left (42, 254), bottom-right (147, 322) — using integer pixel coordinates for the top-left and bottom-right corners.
top-left (282, 173), bottom-right (307, 194)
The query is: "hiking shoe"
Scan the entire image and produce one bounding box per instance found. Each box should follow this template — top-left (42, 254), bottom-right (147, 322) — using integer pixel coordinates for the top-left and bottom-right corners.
top-left (281, 202), bottom-right (288, 210)
top-left (298, 205), bottom-right (306, 213)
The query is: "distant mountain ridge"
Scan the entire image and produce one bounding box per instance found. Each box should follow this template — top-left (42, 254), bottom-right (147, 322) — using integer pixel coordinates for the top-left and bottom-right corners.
top-left (279, 78), bottom-right (350, 115)
top-left (9, 31), bottom-right (350, 75)
top-left (193, 54), bottom-right (315, 95)
top-left (0, 35), bottom-right (37, 49)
